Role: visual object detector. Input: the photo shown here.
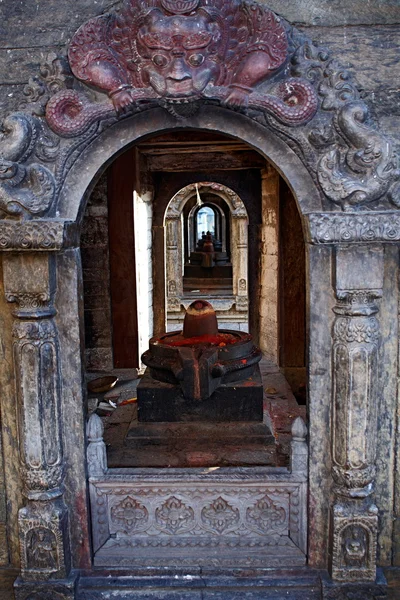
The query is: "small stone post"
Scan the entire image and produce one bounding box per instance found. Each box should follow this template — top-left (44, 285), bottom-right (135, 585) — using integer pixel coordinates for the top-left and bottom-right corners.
top-left (291, 417), bottom-right (308, 475)
top-left (87, 414), bottom-right (107, 478)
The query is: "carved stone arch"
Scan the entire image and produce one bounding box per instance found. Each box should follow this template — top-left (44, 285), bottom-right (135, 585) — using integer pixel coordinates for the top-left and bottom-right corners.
top-left (165, 182), bottom-right (248, 222)
top-left (0, 0), bottom-right (398, 224)
top-left (187, 201), bottom-right (226, 254)
top-left (55, 108), bottom-right (321, 224)
top-left (164, 182), bottom-right (249, 314)
top-left (0, 0), bottom-right (399, 594)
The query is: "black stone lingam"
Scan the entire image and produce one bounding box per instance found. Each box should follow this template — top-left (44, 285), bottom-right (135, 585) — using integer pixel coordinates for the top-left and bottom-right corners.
top-left (137, 300), bottom-right (263, 422)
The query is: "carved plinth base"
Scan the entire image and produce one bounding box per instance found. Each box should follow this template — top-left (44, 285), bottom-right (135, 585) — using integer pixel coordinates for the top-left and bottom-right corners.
top-left (331, 500), bottom-right (378, 583)
top-left (14, 572), bottom-right (78, 600)
top-left (322, 569), bottom-right (388, 599)
top-left (18, 500), bottom-right (71, 582)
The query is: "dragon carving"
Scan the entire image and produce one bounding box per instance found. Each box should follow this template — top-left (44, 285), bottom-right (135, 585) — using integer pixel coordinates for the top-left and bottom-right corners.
top-left (318, 102), bottom-right (400, 211)
top-left (0, 114), bottom-right (56, 218)
top-left (45, 0), bottom-right (318, 137)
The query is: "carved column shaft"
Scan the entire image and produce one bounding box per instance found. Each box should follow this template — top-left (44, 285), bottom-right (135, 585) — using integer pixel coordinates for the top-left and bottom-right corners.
top-left (231, 215), bottom-right (248, 311)
top-left (3, 253), bottom-right (71, 583)
top-left (165, 217), bottom-right (183, 310)
top-left (330, 245), bottom-right (383, 583)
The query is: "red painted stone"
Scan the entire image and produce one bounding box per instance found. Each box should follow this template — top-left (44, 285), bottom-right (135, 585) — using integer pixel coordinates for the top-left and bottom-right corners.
top-left (46, 0), bottom-right (318, 136)
top-left (182, 299), bottom-right (218, 338)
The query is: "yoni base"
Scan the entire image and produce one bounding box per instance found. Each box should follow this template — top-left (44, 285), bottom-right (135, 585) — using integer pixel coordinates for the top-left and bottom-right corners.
top-left (137, 367), bottom-right (263, 423)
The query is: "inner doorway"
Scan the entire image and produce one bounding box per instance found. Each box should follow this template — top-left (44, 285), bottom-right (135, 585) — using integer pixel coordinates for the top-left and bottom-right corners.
top-left (81, 130), bottom-right (306, 469)
top-left (164, 180), bottom-right (249, 333)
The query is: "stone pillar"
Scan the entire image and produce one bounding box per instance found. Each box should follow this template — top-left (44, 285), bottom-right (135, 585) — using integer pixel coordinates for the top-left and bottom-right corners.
top-left (2, 253), bottom-right (76, 599)
top-left (231, 214), bottom-right (248, 313)
top-left (165, 216), bottom-right (183, 314)
top-left (152, 224), bottom-right (166, 337)
top-left (259, 167), bottom-right (279, 361)
top-left (330, 245), bottom-right (383, 584)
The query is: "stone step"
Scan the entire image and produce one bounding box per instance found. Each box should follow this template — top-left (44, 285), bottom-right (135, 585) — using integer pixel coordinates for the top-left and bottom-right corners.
top-left (78, 569), bottom-right (322, 599)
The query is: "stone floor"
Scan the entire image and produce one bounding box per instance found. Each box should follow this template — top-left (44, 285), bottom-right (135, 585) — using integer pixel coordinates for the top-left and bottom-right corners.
top-left (88, 359), bottom-right (305, 469)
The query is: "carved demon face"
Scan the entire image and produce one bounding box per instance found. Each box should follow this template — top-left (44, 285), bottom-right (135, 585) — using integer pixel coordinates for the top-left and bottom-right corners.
top-left (137, 10), bottom-right (221, 99)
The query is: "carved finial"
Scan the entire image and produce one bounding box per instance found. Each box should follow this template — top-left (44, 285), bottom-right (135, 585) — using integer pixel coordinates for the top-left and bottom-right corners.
top-left (291, 417), bottom-right (308, 475)
top-left (87, 413), bottom-right (104, 442)
top-left (291, 416), bottom-right (307, 441)
top-left (87, 414), bottom-right (107, 477)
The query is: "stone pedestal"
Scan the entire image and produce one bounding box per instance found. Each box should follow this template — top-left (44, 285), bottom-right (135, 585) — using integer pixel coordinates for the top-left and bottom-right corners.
top-left (137, 367), bottom-right (264, 422)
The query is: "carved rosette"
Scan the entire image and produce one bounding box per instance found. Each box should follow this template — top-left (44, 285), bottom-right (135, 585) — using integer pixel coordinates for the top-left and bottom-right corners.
top-left (246, 495), bottom-right (287, 535)
top-left (201, 497), bottom-right (240, 534)
top-left (111, 497), bottom-right (149, 534)
top-left (155, 496), bottom-right (195, 534)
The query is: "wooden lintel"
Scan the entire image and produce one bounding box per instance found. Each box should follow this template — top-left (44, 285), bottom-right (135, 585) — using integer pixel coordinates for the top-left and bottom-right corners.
top-left (145, 150), bottom-right (266, 172)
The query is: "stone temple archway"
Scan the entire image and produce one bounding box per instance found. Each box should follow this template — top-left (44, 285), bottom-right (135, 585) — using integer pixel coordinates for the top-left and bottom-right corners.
top-left (164, 182), bottom-right (249, 330)
top-left (0, 0), bottom-right (399, 597)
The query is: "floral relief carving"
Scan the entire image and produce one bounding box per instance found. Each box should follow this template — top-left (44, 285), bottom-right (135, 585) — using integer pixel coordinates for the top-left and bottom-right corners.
top-left (308, 213), bottom-right (400, 244)
top-left (201, 496), bottom-right (240, 534)
top-left (111, 496), bottom-right (149, 533)
top-left (7, 294), bottom-right (52, 314)
top-left (19, 52), bottom-right (74, 118)
top-left (0, 222), bottom-right (65, 250)
top-left (246, 495), bottom-right (287, 534)
top-left (155, 496), bottom-right (195, 534)
top-left (333, 317), bottom-right (380, 345)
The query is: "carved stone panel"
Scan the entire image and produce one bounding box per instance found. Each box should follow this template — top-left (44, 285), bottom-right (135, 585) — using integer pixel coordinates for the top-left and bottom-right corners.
top-left (89, 466), bottom-right (307, 568)
top-left (331, 502), bottom-right (378, 583)
top-left (19, 501), bottom-right (70, 581)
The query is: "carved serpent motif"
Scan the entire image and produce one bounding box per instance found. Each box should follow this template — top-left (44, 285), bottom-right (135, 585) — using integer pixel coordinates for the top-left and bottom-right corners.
top-left (45, 90), bottom-right (115, 138)
top-left (318, 101), bottom-right (399, 210)
top-left (247, 78), bottom-right (317, 125)
top-left (0, 113), bottom-right (56, 218)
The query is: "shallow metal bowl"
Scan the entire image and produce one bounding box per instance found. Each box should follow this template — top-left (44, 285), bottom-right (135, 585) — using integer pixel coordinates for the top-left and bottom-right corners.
top-left (88, 375), bottom-right (118, 394)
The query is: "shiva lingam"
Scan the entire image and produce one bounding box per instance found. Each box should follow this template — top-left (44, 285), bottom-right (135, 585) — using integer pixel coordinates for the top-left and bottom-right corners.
top-left (138, 300), bottom-right (263, 422)
top-left (187, 232), bottom-right (230, 269)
